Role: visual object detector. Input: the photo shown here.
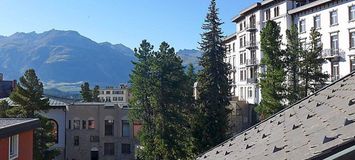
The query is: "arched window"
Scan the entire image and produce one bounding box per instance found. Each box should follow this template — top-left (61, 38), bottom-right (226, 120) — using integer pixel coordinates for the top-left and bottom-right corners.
top-left (49, 119), bottom-right (59, 144)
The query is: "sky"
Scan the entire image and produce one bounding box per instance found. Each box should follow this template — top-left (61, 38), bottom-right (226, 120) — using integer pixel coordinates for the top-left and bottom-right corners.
top-left (0, 0), bottom-right (258, 50)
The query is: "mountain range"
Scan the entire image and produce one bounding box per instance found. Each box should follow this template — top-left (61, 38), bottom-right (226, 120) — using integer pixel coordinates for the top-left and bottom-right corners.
top-left (0, 30), bottom-right (200, 92)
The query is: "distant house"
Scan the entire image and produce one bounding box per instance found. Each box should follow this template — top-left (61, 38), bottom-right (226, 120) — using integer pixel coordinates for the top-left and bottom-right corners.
top-left (0, 118), bottom-right (40, 160)
top-left (0, 73), bottom-right (16, 98)
top-left (198, 71), bottom-right (355, 160)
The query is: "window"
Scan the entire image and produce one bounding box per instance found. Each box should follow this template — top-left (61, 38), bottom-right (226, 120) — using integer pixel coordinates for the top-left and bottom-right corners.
top-left (240, 23), bottom-right (243, 31)
top-left (113, 90), bottom-right (124, 94)
top-left (240, 87), bottom-right (244, 100)
top-left (248, 87), bottom-right (253, 98)
top-left (232, 43), bottom-right (235, 52)
top-left (240, 37), bottom-right (243, 48)
top-left (331, 33), bottom-right (339, 54)
top-left (350, 5), bottom-right (355, 21)
top-left (68, 120), bottom-right (71, 129)
top-left (351, 57), bottom-right (355, 71)
top-left (106, 91), bottom-right (111, 94)
top-left (74, 136), bottom-right (79, 146)
top-left (82, 120), bottom-right (86, 129)
top-left (300, 41), bottom-right (306, 50)
top-left (122, 120), bottom-right (130, 137)
top-left (90, 136), bottom-right (99, 142)
top-left (240, 53), bottom-right (244, 64)
top-left (117, 97), bottom-right (124, 101)
top-left (331, 62), bottom-right (340, 81)
top-left (266, 9), bottom-right (271, 20)
top-left (104, 143), bottom-right (115, 155)
top-left (105, 120), bottom-right (114, 136)
top-left (49, 120), bottom-right (58, 143)
top-left (9, 135), bottom-right (18, 159)
top-left (73, 120), bottom-right (80, 129)
top-left (350, 31), bottom-right (355, 48)
top-left (274, 6), bottom-right (279, 17)
top-left (113, 97), bottom-right (117, 101)
top-left (121, 143), bottom-right (131, 154)
top-left (330, 10), bottom-right (338, 25)
top-left (240, 70), bottom-right (243, 81)
top-left (299, 19), bottom-right (306, 33)
top-left (88, 120), bottom-right (95, 129)
top-left (314, 15), bottom-right (321, 29)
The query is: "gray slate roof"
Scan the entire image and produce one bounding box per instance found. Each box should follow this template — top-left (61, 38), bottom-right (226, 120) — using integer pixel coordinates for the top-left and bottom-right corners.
top-left (197, 72), bottom-right (355, 160)
top-left (0, 97), bottom-right (67, 107)
top-left (0, 118), bottom-right (40, 138)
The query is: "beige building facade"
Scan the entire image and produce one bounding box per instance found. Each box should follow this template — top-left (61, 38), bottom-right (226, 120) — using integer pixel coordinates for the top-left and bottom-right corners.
top-left (65, 103), bottom-right (138, 160)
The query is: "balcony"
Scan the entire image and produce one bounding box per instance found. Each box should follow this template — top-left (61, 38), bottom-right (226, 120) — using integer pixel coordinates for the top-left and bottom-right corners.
top-left (246, 23), bottom-right (257, 31)
top-left (247, 78), bottom-right (257, 84)
top-left (330, 75), bottom-right (340, 82)
top-left (246, 41), bottom-right (258, 49)
top-left (245, 58), bottom-right (258, 66)
top-left (322, 49), bottom-right (345, 61)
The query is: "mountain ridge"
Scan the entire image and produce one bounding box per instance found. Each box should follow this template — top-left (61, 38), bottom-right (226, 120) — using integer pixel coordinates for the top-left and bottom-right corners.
top-left (0, 30), bottom-right (201, 92)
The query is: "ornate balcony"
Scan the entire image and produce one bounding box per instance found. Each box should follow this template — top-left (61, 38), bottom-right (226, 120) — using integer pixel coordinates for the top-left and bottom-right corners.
top-left (245, 58), bottom-right (258, 67)
top-left (246, 41), bottom-right (258, 49)
top-left (247, 77), bottom-right (257, 84)
top-left (322, 49), bottom-right (345, 61)
top-left (330, 75), bottom-right (340, 82)
top-left (246, 23), bottom-right (257, 31)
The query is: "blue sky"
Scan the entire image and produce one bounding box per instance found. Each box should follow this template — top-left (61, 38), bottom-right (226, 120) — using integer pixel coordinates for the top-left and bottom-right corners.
top-left (0, 0), bottom-right (258, 50)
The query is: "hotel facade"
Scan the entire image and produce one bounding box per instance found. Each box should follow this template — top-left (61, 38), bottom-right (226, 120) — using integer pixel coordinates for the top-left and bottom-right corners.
top-left (224, 0), bottom-right (355, 107)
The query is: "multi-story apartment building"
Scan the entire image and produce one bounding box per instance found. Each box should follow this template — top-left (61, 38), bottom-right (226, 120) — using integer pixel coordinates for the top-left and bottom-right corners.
top-left (65, 103), bottom-right (139, 160)
top-left (224, 0), bottom-right (355, 109)
top-left (98, 84), bottom-right (130, 108)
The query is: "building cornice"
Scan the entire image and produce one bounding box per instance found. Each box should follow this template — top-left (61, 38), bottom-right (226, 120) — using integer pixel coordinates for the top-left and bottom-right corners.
top-left (288, 0), bottom-right (333, 15)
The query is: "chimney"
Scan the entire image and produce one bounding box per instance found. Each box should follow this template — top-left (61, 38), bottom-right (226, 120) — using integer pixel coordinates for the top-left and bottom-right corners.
top-left (0, 73), bottom-right (3, 81)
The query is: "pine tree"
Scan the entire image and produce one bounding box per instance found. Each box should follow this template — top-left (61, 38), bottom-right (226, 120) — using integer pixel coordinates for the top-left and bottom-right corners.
top-left (193, 0), bottom-right (231, 153)
top-left (92, 85), bottom-right (100, 102)
top-left (80, 82), bottom-right (92, 102)
top-left (299, 28), bottom-right (329, 97)
top-left (129, 40), bottom-right (156, 159)
top-left (6, 69), bottom-right (60, 159)
top-left (129, 40), bottom-right (194, 159)
top-left (0, 100), bottom-right (9, 117)
top-left (256, 21), bottom-right (286, 119)
top-left (285, 25), bottom-right (301, 104)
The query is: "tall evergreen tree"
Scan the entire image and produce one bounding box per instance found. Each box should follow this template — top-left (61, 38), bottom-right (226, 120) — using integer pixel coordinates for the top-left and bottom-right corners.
top-left (80, 82), bottom-right (92, 102)
top-left (256, 21), bottom-right (286, 119)
top-left (129, 40), bottom-right (156, 159)
top-left (6, 69), bottom-right (60, 159)
top-left (299, 28), bottom-right (329, 97)
top-left (193, 0), bottom-right (231, 153)
top-left (285, 25), bottom-right (301, 104)
top-left (92, 85), bottom-right (100, 102)
top-left (130, 40), bottom-right (194, 159)
top-left (0, 100), bottom-right (9, 117)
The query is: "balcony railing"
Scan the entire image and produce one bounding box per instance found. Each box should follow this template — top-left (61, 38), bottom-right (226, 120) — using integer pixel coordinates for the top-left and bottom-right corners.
top-left (322, 49), bottom-right (345, 59)
top-left (247, 77), bottom-right (257, 84)
top-left (330, 75), bottom-right (340, 82)
top-left (246, 23), bottom-right (257, 31)
top-left (246, 41), bottom-right (258, 49)
top-left (246, 58), bottom-right (258, 66)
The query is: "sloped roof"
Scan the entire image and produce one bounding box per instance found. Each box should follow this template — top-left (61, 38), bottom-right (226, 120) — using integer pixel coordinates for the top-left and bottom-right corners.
top-left (0, 97), bottom-right (67, 107)
top-left (0, 118), bottom-right (40, 138)
top-left (197, 72), bottom-right (355, 160)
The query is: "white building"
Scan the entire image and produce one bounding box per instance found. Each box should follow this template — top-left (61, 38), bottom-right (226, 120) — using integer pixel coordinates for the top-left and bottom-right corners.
top-left (224, 0), bottom-right (355, 107)
top-left (98, 84), bottom-right (130, 108)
